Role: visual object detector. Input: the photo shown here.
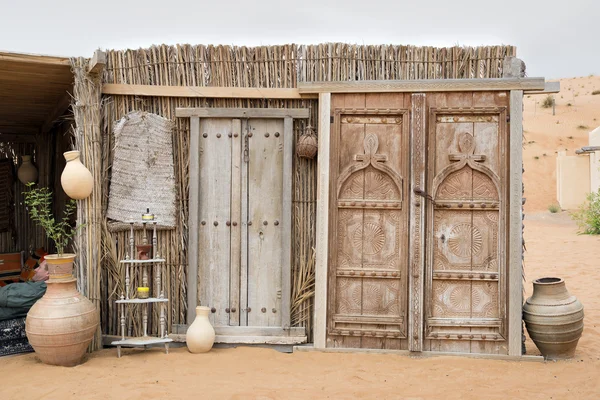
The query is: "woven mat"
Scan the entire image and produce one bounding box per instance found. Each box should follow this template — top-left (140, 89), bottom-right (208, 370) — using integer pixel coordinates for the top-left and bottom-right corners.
top-left (107, 111), bottom-right (177, 229)
top-left (0, 159), bottom-right (14, 233)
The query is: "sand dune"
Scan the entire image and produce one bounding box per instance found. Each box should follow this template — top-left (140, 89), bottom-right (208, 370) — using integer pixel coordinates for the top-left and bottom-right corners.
top-left (524, 75), bottom-right (600, 212)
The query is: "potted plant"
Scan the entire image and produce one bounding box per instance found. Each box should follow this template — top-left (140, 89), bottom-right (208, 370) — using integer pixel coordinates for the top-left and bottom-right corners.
top-left (23, 182), bottom-right (81, 279)
top-left (22, 182), bottom-right (98, 367)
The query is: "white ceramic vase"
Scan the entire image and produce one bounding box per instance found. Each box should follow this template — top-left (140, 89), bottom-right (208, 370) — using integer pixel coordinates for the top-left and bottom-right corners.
top-left (17, 155), bottom-right (38, 184)
top-left (186, 306), bottom-right (215, 353)
top-left (61, 150), bottom-right (93, 200)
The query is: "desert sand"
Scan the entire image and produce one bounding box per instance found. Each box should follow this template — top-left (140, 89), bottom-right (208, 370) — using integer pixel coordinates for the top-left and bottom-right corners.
top-left (2, 78), bottom-right (600, 400)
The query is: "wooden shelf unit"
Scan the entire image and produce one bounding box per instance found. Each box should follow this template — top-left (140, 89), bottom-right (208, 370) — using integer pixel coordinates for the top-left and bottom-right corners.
top-left (112, 221), bottom-right (172, 358)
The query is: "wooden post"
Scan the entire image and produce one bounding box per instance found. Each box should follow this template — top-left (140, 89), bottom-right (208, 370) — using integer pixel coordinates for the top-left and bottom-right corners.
top-left (509, 89), bottom-right (524, 356)
top-left (281, 117), bottom-right (294, 329)
top-left (314, 93), bottom-right (331, 348)
top-left (187, 116), bottom-right (200, 325)
top-left (408, 93), bottom-right (426, 352)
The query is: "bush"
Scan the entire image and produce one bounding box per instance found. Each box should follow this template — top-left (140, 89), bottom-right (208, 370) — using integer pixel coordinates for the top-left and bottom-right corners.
top-left (548, 204), bottom-right (560, 213)
top-left (571, 189), bottom-right (600, 234)
top-left (541, 95), bottom-right (554, 108)
top-left (592, 90), bottom-right (600, 95)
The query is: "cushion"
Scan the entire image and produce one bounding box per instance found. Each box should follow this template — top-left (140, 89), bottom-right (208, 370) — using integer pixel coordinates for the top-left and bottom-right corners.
top-left (0, 252), bottom-right (23, 287)
top-left (20, 247), bottom-right (48, 282)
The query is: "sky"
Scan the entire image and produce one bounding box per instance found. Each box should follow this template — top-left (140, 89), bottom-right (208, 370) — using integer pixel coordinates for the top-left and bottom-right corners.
top-left (0, 0), bottom-right (597, 79)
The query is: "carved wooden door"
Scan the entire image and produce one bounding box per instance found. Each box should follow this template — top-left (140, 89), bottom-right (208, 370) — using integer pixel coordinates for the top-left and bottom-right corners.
top-left (422, 92), bottom-right (509, 355)
top-left (198, 118), bottom-right (291, 329)
top-left (327, 94), bottom-right (410, 349)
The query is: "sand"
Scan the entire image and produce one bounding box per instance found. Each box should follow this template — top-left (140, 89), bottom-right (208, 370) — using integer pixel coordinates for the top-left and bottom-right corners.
top-left (523, 75), bottom-right (600, 212)
top-left (2, 78), bottom-right (600, 399)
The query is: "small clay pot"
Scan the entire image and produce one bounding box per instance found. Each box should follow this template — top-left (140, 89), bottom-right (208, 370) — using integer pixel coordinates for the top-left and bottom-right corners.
top-left (136, 244), bottom-right (152, 260)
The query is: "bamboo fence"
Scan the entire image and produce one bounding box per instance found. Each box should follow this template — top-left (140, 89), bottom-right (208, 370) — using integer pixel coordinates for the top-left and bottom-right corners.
top-left (73, 43), bottom-right (516, 343)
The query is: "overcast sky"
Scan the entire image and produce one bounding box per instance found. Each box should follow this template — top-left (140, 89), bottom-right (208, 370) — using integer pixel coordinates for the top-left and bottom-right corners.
top-left (1, 0), bottom-right (596, 79)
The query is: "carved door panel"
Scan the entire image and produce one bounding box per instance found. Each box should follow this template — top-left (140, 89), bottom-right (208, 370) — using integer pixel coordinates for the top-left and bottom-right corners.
top-left (423, 93), bottom-right (509, 355)
top-left (327, 93), bottom-right (410, 350)
top-left (198, 118), bottom-right (290, 329)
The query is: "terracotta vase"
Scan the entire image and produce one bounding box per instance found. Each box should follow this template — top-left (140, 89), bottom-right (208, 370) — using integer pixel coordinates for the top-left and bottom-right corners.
top-left (523, 277), bottom-right (584, 360)
top-left (186, 306), bottom-right (215, 353)
top-left (17, 155), bottom-right (38, 184)
top-left (25, 254), bottom-right (99, 367)
top-left (61, 150), bottom-right (93, 200)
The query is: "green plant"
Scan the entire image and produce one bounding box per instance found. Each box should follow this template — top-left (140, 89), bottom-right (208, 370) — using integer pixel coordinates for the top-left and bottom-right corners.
top-left (541, 95), bottom-right (554, 108)
top-left (577, 125), bottom-right (589, 130)
top-left (592, 90), bottom-right (600, 95)
top-left (567, 103), bottom-right (572, 106)
top-left (571, 189), bottom-right (600, 234)
top-left (568, 136), bottom-right (574, 139)
top-left (23, 183), bottom-right (82, 256)
top-left (548, 204), bottom-right (560, 213)
top-left (534, 156), bottom-right (540, 160)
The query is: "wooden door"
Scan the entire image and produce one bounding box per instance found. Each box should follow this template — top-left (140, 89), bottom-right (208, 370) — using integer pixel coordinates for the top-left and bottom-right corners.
top-left (197, 117), bottom-right (291, 329)
top-left (422, 92), bottom-right (509, 354)
top-left (326, 93), bottom-right (410, 349)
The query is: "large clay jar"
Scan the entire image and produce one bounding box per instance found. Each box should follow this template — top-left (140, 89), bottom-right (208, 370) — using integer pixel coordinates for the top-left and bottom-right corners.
top-left (61, 150), bottom-right (93, 200)
top-left (523, 277), bottom-right (584, 360)
top-left (26, 254), bottom-right (99, 367)
top-left (17, 155), bottom-right (38, 184)
top-left (186, 306), bottom-right (215, 353)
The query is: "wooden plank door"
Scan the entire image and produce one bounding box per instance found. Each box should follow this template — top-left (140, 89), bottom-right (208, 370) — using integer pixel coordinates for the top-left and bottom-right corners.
top-left (198, 118), bottom-right (242, 327)
top-left (197, 117), bottom-right (292, 330)
top-left (422, 92), bottom-right (509, 355)
top-left (326, 93), bottom-right (410, 349)
top-left (245, 118), bottom-right (289, 327)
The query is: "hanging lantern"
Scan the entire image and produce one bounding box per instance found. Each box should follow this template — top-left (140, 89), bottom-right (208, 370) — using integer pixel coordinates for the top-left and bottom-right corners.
top-left (296, 124), bottom-right (318, 159)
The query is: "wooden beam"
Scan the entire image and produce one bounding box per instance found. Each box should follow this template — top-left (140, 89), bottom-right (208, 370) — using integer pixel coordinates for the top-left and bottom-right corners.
top-left (0, 51), bottom-right (70, 66)
top-left (0, 132), bottom-right (37, 142)
top-left (89, 50), bottom-right (106, 74)
top-left (102, 84), bottom-right (316, 99)
top-left (297, 78), bottom-right (546, 94)
top-left (293, 345), bottom-right (544, 362)
top-left (281, 117), bottom-right (293, 329)
top-left (187, 116), bottom-right (200, 325)
top-left (509, 90), bottom-right (524, 356)
top-left (313, 93), bottom-right (331, 349)
top-left (175, 108), bottom-right (309, 119)
top-left (0, 126), bottom-right (39, 135)
top-left (41, 90), bottom-right (72, 133)
top-left (523, 81), bottom-right (560, 95)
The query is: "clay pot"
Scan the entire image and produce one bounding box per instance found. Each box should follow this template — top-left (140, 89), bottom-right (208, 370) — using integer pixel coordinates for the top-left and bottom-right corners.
top-left (25, 254), bottom-right (98, 367)
top-left (61, 150), bottom-right (93, 200)
top-left (186, 306), bottom-right (215, 353)
top-left (523, 277), bottom-right (584, 360)
top-left (17, 155), bottom-right (38, 184)
top-left (136, 244), bottom-right (152, 260)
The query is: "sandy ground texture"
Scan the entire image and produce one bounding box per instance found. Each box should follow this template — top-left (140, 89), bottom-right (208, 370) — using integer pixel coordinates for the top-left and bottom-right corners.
top-left (1, 213), bottom-right (599, 400)
top-left (523, 75), bottom-right (600, 212)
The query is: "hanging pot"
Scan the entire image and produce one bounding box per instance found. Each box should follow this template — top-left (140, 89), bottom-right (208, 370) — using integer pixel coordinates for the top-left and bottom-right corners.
top-left (25, 253), bottom-right (99, 367)
top-left (186, 306), bottom-right (215, 353)
top-left (523, 277), bottom-right (584, 360)
top-left (296, 125), bottom-right (318, 159)
top-left (17, 155), bottom-right (38, 184)
top-left (61, 150), bottom-right (93, 200)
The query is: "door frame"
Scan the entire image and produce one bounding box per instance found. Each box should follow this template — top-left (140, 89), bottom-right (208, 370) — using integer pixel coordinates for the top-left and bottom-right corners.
top-left (312, 80), bottom-right (535, 356)
top-left (177, 107), bottom-right (309, 328)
